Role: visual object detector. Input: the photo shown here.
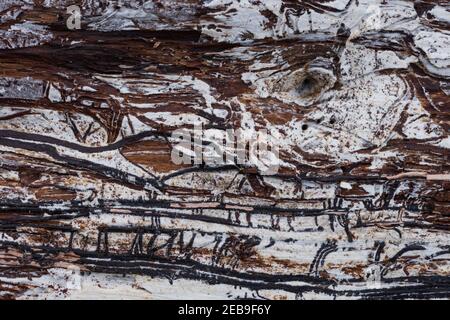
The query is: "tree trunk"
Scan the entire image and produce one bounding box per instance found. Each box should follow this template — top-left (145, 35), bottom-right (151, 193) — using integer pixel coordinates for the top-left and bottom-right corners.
top-left (0, 0), bottom-right (449, 299)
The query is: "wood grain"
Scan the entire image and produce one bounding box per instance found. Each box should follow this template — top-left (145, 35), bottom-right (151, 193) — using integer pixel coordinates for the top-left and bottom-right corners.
top-left (0, 0), bottom-right (449, 300)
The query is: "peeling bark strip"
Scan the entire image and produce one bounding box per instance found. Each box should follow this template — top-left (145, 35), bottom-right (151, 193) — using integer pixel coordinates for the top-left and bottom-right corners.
top-left (0, 0), bottom-right (449, 300)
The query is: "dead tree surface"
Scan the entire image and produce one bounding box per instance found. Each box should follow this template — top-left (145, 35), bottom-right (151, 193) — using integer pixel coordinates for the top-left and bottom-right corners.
top-left (0, 0), bottom-right (449, 299)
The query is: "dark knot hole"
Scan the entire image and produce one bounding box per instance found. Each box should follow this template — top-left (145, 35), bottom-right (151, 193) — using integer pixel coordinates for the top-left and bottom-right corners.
top-left (296, 76), bottom-right (318, 97)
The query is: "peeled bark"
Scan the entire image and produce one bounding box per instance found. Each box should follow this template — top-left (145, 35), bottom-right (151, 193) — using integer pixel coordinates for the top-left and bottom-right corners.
top-left (0, 0), bottom-right (449, 300)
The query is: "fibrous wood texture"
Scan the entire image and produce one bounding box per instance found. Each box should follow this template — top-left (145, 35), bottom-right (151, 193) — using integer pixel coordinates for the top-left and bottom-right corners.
top-left (0, 0), bottom-right (449, 300)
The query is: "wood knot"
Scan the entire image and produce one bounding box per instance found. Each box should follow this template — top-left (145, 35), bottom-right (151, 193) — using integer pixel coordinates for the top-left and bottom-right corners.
top-left (271, 57), bottom-right (337, 106)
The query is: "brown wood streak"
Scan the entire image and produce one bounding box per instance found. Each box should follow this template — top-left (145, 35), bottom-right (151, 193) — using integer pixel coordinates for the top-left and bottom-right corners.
top-left (0, 0), bottom-right (449, 300)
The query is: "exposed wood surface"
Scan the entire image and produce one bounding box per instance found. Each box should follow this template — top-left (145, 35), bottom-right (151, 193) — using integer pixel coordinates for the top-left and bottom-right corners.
top-left (0, 0), bottom-right (449, 300)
